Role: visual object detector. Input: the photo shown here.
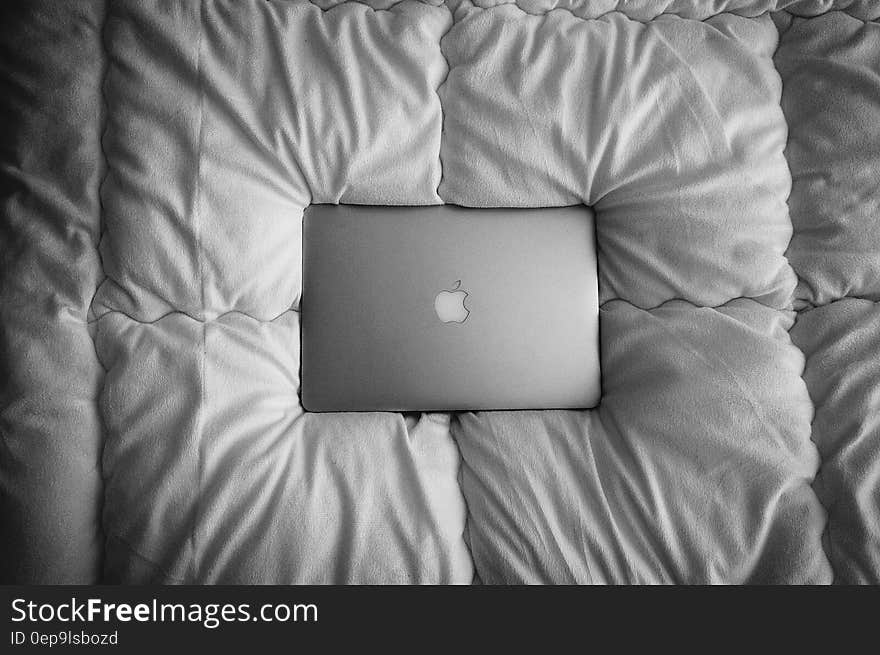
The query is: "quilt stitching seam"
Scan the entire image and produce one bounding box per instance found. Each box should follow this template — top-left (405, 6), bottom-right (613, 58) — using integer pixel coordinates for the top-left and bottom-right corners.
top-left (435, 3), bottom-right (454, 201)
top-left (190, 0), bottom-right (208, 585)
top-left (90, 0), bottom-right (113, 584)
top-left (456, 1), bottom-right (778, 25)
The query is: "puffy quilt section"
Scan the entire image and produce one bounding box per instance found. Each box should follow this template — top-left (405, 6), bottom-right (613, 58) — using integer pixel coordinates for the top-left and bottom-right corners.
top-left (97, 311), bottom-right (469, 582)
top-left (776, 12), bottom-right (880, 307)
top-left (792, 301), bottom-right (880, 583)
top-left (455, 301), bottom-right (829, 583)
top-left (440, 3), bottom-right (795, 309)
top-left (97, 0), bottom-right (450, 322)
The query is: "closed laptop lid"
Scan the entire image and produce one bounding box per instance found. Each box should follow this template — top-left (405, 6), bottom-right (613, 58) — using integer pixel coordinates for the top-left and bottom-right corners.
top-left (301, 204), bottom-right (600, 412)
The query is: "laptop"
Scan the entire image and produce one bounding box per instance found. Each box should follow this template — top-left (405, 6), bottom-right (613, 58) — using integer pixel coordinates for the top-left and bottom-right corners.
top-left (301, 204), bottom-right (600, 412)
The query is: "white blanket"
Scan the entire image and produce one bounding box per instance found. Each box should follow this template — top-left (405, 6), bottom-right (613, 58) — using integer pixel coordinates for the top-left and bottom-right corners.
top-left (3, 0), bottom-right (879, 584)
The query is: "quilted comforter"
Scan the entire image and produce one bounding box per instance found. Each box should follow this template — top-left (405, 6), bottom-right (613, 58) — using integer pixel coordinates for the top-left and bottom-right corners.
top-left (2, 0), bottom-right (879, 584)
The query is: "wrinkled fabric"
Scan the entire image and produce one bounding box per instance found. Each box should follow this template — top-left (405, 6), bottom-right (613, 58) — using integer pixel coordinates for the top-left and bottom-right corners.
top-left (776, 12), bottom-right (880, 307)
top-left (791, 301), bottom-right (880, 584)
top-left (3, 0), bottom-right (879, 585)
top-left (0, 0), bottom-right (105, 583)
top-left (455, 300), bottom-right (829, 583)
top-left (97, 0), bottom-right (450, 323)
top-left (95, 0), bottom-right (469, 584)
top-left (96, 311), bottom-right (469, 583)
top-left (448, 0), bottom-right (880, 20)
top-left (441, 7), bottom-right (795, 310)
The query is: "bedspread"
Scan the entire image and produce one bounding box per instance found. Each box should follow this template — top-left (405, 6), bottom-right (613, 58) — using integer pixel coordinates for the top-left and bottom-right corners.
top-left (2, 0), bottom-right (879, 584)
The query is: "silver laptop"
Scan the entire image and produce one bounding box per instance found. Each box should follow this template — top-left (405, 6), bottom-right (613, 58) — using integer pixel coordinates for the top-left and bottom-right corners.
top-left (301, 205), bottom-right (600, 412)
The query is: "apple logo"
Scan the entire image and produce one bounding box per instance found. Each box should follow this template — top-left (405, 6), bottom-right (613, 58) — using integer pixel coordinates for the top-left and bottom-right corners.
top-left (434, 280), bottom-right (470, 324)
